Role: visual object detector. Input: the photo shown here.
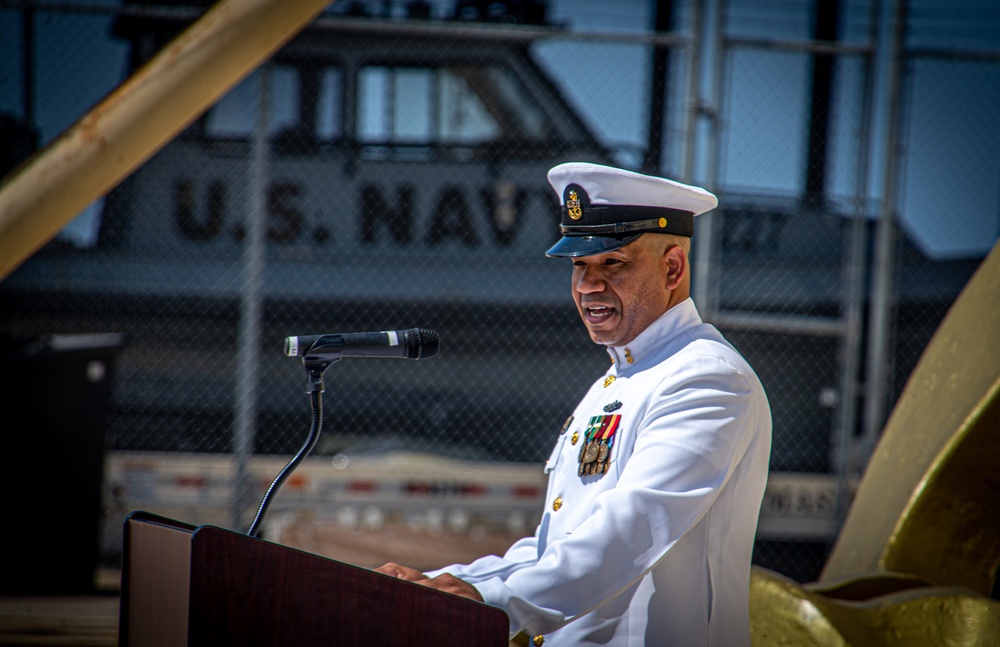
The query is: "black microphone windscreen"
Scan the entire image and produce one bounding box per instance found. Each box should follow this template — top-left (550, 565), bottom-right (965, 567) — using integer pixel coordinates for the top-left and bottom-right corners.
top-left (408, 328), bottom-right (440, 359)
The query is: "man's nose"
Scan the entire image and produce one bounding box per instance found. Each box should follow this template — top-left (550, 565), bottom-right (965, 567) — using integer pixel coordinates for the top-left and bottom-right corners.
top-left (575, 266), bottom-right (605, 293)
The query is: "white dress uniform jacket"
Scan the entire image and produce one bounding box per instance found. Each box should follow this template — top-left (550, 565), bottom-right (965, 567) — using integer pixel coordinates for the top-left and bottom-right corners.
top-left (426, 298), bottom-right (772, 645)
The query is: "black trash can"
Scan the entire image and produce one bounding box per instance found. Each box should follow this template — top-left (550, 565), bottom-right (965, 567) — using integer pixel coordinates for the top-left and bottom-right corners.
top-left (1, 332), bottom-right (125, 595)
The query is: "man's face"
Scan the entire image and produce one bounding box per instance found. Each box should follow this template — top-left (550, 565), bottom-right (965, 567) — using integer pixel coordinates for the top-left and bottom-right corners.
top-left (570, 236), bottom-right (673, 347)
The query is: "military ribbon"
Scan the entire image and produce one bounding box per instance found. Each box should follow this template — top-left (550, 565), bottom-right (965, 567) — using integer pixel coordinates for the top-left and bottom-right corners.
top-left (578, 414), bottom-right (621, 476)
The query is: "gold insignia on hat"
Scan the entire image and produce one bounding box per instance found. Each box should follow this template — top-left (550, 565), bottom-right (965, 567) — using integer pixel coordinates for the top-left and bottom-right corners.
top-left (658, 217), bottom-right (667, 228)
top-left (567, 190), bottom-right (583, 220)
top-left (603, 375), bottom-right (616, 388)
top-left (625, 348), bottom-right (633, 364)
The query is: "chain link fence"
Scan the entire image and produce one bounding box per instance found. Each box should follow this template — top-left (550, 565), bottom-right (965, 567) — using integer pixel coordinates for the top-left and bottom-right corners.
top-left (1, 0), bottom-right (997, 591)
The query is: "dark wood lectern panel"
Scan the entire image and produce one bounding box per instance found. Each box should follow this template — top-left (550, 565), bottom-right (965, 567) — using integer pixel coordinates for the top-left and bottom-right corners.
top-left (121, 512), bottom-right (509, 647)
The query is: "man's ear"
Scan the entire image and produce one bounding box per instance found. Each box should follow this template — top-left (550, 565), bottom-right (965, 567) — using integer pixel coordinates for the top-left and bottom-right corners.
top-left (664, 244), bottom-right (686, 290)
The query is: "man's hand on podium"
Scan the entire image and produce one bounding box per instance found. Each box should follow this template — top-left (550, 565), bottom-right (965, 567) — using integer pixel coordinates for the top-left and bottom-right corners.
top-left (375, 562), bottom-right (485, 602)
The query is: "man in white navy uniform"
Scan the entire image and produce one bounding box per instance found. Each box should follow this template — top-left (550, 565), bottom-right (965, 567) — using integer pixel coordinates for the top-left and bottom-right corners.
top-left (377, 162), bottom-right (772, 646)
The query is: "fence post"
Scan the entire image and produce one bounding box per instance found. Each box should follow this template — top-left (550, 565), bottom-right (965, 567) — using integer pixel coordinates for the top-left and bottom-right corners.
top-left (233, 63), bottom-right (272, 532)
top-left (860, 0), bottom-right (908, 465)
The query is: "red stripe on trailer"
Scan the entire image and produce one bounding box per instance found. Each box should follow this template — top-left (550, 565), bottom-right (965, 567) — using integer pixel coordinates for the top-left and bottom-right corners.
top-left (174, 475), bottom-right (207, 488)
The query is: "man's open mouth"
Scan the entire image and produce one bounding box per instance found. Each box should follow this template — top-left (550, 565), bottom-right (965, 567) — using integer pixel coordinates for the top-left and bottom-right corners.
top-left (585, 306), bottom-right (614, 321)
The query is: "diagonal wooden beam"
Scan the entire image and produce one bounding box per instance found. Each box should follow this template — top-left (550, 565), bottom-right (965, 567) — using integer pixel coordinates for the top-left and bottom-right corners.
top-left (0, 0), bottom-right (333, 281)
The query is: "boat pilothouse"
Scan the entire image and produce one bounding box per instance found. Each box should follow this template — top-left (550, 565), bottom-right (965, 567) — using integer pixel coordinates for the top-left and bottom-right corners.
top-left (9, 0), bottom-right (610, 307)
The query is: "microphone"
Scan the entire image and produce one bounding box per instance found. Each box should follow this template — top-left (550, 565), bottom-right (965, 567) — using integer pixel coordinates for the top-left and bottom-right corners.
top-left (284, 328), bottom-right (440, 361)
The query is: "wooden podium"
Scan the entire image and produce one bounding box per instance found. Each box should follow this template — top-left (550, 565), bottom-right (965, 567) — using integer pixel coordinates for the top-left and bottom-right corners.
top-left (120, 511), bottom-right (510, 646)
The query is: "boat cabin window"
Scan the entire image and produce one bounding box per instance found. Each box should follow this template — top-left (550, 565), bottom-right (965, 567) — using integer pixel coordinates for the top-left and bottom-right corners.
top-left (358, 63), bottom-right (546, 149)
top-left (203, 63), bottom-right (344, 144)
top-left (198, 59), bottom-right (548, 158)
top-left (359, 66), bottom-right (498, 145)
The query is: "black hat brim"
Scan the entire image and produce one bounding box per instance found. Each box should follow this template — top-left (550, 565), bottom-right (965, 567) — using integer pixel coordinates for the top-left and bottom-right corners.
top-left (545, 233), bottom-right (642, 258)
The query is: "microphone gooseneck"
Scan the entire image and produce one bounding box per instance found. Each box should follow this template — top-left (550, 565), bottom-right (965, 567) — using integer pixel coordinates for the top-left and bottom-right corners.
top-left (247, 389), bottom-right (322, 538)
top-left (248, 327), bottom-right (440, 538)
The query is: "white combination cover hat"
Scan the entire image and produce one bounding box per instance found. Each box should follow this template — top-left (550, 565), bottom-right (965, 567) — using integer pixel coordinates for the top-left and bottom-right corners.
top-left (546, 162), bottom-right (718, 257)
